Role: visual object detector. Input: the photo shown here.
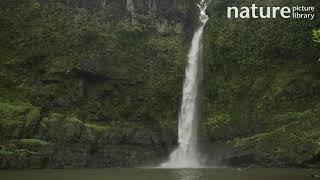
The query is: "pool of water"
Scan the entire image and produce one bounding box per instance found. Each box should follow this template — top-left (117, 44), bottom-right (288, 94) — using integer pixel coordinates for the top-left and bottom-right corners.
top-left (0, 168), bottom-right (318, 180)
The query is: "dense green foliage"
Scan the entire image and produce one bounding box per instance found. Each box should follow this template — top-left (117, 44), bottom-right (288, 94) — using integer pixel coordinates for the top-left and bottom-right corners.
top-left (202, 0), bottom-right (320, 167)
top-left (1, 0), bottom-right (319, 169)
top-left (0, 1), bottom-right (187, 126)
top-left (314, 29), bottom-right (320, 42)
top-left (232, 105), bottom-right (320, 167)
top-left (0, 103), bottom-right (40, 140)
top-left (0, 0), bottom-right (198, 168)
top-left (0, 0), bottom-right (191, 126)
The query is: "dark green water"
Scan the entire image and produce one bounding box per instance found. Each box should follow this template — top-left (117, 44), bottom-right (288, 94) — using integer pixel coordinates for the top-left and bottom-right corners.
top-left (0, 168), bottom-right (318, 180)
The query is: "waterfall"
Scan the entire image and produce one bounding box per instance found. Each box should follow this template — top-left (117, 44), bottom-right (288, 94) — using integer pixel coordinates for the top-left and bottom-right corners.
top-left (160, 1), bottom-right (209, 168)
top-left (126, 0), bottom-right (135, 14)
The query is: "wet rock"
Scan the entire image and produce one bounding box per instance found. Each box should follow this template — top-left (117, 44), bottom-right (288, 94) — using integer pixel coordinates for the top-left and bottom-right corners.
top-left (226, 106), bottom-right (320, 168)
top-left (41, 113), bottom-right (85, 143)
top-left (75, 78), bottom-right (85, 100)
top-left (17, 139), bottom-right (50, 152)
top-left (236, 167), bottom-right (250, 171)
top-left (75, 56), bottom-right (130, 80)
top-left (0, 146), bottom-right (49, 169)
top-left (0, 0), bottom-right (196, 169)
top-left (223, 152), bottom-right (257, 167)
top-left (137, 96), bottom-right (144, 102)
top-left (312, 174), bottom-right (320, 179)
top-left (76, 58), bottom-right (109, 78)
top-left (98, 127), bottom-right (161, 146)
top-left (49, 144), bottom-right (90, 169)
top-left (0, 121), bottom-right (169, 169)
top-left (285, 79), bottom-right (310, 98)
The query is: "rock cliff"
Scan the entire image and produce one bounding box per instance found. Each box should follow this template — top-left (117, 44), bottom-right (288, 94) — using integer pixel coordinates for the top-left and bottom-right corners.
top-left (0, 0), bottom-right (199, 169)
top-left (202, 0), bottom-right (320, 168)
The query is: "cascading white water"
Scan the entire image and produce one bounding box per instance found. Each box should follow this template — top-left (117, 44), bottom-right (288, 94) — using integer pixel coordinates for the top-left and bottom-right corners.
top-left (160, 1), bottom-right (209, 168)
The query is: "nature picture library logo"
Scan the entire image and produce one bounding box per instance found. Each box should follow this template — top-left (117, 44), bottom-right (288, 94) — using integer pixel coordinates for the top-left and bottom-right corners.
top-left (227, 4), bottom-right (316, 20)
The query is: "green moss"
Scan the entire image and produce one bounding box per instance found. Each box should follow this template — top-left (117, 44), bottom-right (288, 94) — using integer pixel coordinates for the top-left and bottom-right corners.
top-left (0, 0), bottom-right (194, 158)
top-left (0, 149), bottom-right (14, 156)
top-left (313, 29), bottom-right (320, 43)
top-left (0, 145), bottom-right (37, 157)
top-left (205, 114), bottom-right (231, 130)
top-left (232, 104), bottom-right (320, 166)
top-left (0, 102), bottom-right (41, 139)
top-left (69, 117), bottom-right (83, 124)
top-left (41, 113), bottom-right (85, 143)
top-left (85, 123), bottom-right (109, 134)
top-left (80, 123), bottom-right (109, 143)
top-left (0, 0), bottom-right (189, 126)
top-left (43, 112), bottom-right (84, 126)
top-left (19, 139), bottom-right (49, 146)
top-left (116, 20), bottom-right (151, 39)
top-left (25, 108), bottom-right (41, 128)
top-left (203, 0), bottom-right (320, 141)
top-left (43, 113), bottom-right (64, 123)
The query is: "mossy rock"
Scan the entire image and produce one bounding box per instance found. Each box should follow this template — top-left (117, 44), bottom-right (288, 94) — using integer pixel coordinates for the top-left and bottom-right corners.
top-left (0, 0), bottom-right (196, 169)
top-left (19, 139), bottom-right (49, 146)
top-left (80, 123), bottom-right (109, 144)
top-left (0, 144), bottom-right (49, 169)
top-left (40, 113), bottom-right (85, 143)
top-left (17, 139), bottom-right (50, 152)
top-left (226, 104), bottom-right (320, 167)
top-left (313, 29), bottom-right (320, 43)
top-left (203, 0), bottom-right (320, 143)
top-left (0, 102), bottom-right (40, 139)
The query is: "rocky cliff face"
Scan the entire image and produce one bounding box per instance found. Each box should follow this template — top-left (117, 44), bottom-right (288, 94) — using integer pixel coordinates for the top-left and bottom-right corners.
top-left (0, 0), bottom-right (199, 169)
top-left (39, 0), bottom-right (197, 35)
top-left (202, 0), bottom-right (320, 168)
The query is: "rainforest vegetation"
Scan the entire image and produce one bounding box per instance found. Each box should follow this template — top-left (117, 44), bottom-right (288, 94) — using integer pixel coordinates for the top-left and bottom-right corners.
top-left (202, 0), bottom-right (320, 168)
top-left (0, 0), bottom-right (319, 169)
